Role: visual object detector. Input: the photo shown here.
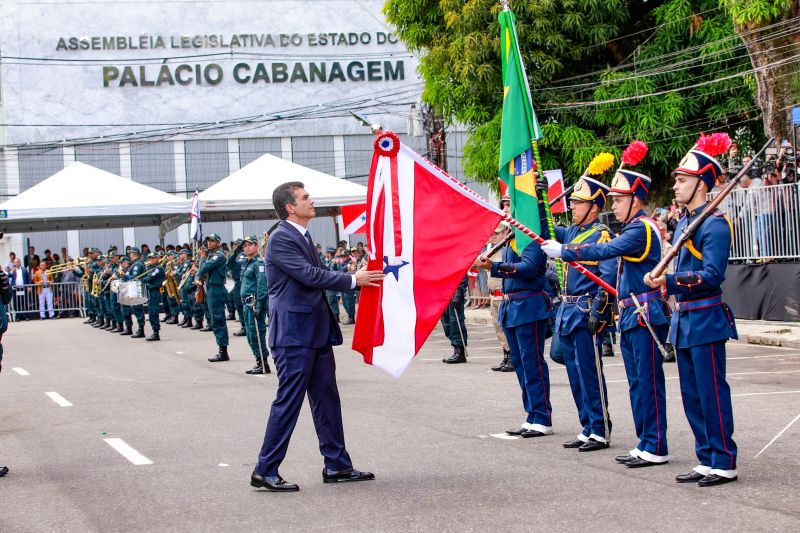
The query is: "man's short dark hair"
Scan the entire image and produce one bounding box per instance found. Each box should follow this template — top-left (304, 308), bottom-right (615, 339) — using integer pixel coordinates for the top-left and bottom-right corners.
top-left (273, 181), bottom-right (304, 220)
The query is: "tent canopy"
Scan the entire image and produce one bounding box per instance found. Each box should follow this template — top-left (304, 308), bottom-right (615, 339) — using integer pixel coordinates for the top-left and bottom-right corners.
top-left (0, 162), bottom-right (191, 233)
top-left (197, 153), bottom-right (367, 222)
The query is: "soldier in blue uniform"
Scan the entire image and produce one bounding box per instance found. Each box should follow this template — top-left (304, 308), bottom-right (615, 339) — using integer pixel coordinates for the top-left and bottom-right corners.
top-left (551, 177), bottom-right (617, 452)
top-left (127, 248), bottom-right (148, 339)
top-left (163, 252), bottom-right (181, 325)
top-left (227, 239), bottom-right (248, 337)
top-left (96, 256), bottom-right (114, 330)
top-left (240, 235), bottom-right (271, 375)
top-left (107, 251), bottom-right (125, 333)
top-left (644, 140), bottom-right (739, 486)
top-left (142, 252), bottom-right (165, 341)
top-left (477, 202), bottom-right (553, 438)
top-left (0, 268), bottom-right (12, 477)
top-left (192, 247), bottom-right (209, 331)
top-left (118, 255), bottom-right (134, 336)
top-left (440, 275), bottom-right (469, 364)
top-left (82, 248), bottom-right (101, 325)
top-left (176, 250), bottom-right (195, 328)
top-left (92, 255), bottom-right (109, 329)
top-left (197, 234), bottom-right (230, 362)
top-left (544, 169), bottom-right (670, 467)
top-left (340, 250), bottom-right (357, 324)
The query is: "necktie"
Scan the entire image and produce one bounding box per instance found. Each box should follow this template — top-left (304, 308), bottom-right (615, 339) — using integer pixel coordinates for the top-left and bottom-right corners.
top-left (305, 231), bottom-right (315, 251)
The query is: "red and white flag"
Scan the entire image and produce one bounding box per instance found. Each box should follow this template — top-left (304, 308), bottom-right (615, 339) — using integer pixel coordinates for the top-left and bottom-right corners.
top-left (545, 169), bottom-right (567, 214)
top-left (340, 203), bottom-right (367, 234)
top-left (353, 132), bottom-right (504, 377)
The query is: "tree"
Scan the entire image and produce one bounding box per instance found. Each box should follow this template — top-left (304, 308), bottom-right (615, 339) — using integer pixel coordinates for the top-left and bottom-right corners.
top-left (723, 0), bottom-right (800, 143)
top-left (386, 0), bottom-right (763, 199)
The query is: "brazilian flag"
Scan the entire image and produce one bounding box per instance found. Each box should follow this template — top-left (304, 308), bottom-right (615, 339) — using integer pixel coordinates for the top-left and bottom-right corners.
top-left (499, 7), bottom-right (543, 252)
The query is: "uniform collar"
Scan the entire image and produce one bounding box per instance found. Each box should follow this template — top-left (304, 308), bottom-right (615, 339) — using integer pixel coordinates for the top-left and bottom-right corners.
top-left (687, 202), bottom-right (709, 218)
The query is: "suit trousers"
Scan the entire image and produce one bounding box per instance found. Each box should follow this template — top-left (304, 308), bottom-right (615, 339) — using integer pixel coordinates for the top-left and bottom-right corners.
top-left (560, 328), bottom-right (611, 440)
top-left (256, 345), bottom-right (353, 476)
top-left (503, 319), bottom-right (552, 428)
top-left (620, 325), bottom-right (669, 461)
top-left (677, 340), bottom-right (737, 473)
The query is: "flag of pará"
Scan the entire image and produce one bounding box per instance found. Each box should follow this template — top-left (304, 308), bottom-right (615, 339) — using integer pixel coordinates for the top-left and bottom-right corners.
top-left (340, 203), bottom-right (367, 234)
top-left (545, 170), bottom-right (567, 214)
top-left (352, 131), bottom-right (504, 377)
top-left (499, 7), bottom-right (543, 253)
top-left (190, 190), bottom-right (201, 241)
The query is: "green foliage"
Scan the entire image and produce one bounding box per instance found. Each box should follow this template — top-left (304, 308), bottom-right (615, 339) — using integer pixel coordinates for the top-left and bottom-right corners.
top-left (385, 0), bottom-right (763, 200)
top-left (722, 0), bottom-right (794, 25)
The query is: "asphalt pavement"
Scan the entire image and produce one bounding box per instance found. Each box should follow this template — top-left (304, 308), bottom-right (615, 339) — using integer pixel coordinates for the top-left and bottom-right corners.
top-left (1, 316), bottom-right (799, 532)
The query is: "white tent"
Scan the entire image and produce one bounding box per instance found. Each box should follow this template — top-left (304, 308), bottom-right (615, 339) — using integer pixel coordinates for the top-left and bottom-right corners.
top-left (0, 161), bottom-right (191, 233)
top-left (198, 153), bottom-right (367, 222)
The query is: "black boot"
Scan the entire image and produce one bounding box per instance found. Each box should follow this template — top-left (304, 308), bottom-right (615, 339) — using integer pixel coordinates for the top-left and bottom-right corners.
top-left (442, 346), bottom-right (467, 364)
top-left (181, 318), bottom-right (193, 328)
top-left (233, 327), bottom-right (247, 337)
top-left (84, 316), bottom-right (95, 324)
top-left (201, 324), bottom-right (213, 332)
top-left (226, 311), bottom-right (236, 321)
top-left (92, 317), bottom-right (104, 328)
top-left (167, 316), bottom-right (179, 325)
top-left (601, 341), bottom-right (614, 358)
top-left (245, 360), bottom-right (271, 374)
top-left (131, 328), bottom-right (145, 339)
top-left (208, 346), bottom-right (230, 362)
top-left (101, 320), bottom-right (113, 330)
top-left (146, 332), bottom-right (160, 342)
top-left (120, 324), bottom-right (133, 336)
top-left (190, 319), bottom-right (203, 330)
top-left (663, 343), bottom-right (676, 363)
top-left (112, 323), bottom-right (124, 333)
top-left (491, 349), bottom-right (511, 371)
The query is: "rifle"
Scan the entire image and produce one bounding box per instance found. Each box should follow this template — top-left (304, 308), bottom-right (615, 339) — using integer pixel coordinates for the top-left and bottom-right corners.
top-left (650, 137), bottom-right (775, 279)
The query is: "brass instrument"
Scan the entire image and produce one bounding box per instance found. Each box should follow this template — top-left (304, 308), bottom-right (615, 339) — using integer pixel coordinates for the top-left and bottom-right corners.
top-left (91, 264), bottom-right (109, 297)
top-left (48, 256), bottom-right (88, 274)
top-left (177, 259), bottom-right (196, 292)
top-left (162, 258), bottom-right (181, 305)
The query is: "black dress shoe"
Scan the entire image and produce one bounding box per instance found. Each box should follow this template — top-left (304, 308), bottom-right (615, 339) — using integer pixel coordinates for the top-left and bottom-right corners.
top-left (615, 454), bottom-right (636, 464)
top-left (190, 322), bottom-right (203, 330)
top-left (233, 328), bottom-right (247, 337)
top-left (226, 313), bottom-right (236, 321)
top-left (578, 439), bottom-right (609, 452)
top-left (506, 427), bottom-right (526, 436)
top-left (563, 439), bottom-right (584, 449)
top-left (0, 465), bottom-right (8, 477)
top-left (521, 429), bottom-right (551, 438)
top-left (698, 474), bottom-right (737, 487)
top-left (131, 330), bottom-right (145, 339)
top-left (676, 471), bottom-right (706, 483)
top-left (146, 332), bottom-right (160, 341)
top-left (201, 325), bottom-right (213, 332)
top-left (250, 471), bottom-right (299, 492)
top-left (626, 457), bottom-right (668, 468)
top-left (322, 467), bottom-right (375, 483)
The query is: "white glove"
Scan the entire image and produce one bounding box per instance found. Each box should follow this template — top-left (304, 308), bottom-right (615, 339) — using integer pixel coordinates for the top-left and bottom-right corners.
top-left (541, 240), bottom-right (563, 258)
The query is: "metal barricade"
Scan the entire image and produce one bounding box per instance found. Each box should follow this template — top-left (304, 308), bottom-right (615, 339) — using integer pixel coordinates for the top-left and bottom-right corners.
top-left (710, 182), bottom-right (800, 261)
top-left (9, 281), bottom-right (86, 321)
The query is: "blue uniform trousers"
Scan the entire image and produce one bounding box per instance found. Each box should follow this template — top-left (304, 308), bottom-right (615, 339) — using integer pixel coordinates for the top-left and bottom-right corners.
top-left (147, 288), bottom-right (161, 332)
top-left (620, 325), bottom-right (669, 460)
top-left (207, 284), bottom-right (229, 346)
top-left (341, 290), bottom-right (356, 319)
top-left (86, 293), bottom-right (96, 317)
top-left (243, 304), bottom-right (269, 361)
top-left (677, 341), bottom-right (737, 473)
top-left (560, 328), bottom-right (611, 440)
top-left (256, 345), bottom-right (352, 476)
top-left (504, 320), bottom-right (552, 428)
top-left (326, 290), bottom-right (340, 318)
top-left (233, 280), bottom-right (245, 328)
top-left (110, 292), bottom-right (123, 324)
top-left (440, 300), bottom-right (467, 348)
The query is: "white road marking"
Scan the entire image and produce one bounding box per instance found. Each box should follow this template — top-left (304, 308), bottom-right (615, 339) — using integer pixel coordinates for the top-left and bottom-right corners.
top-left (104, 438), bottom-right (153, 465)
top-left (732, 390), bottom-right (800, 398)
top-left (490, 433), bottom-right (520, 440)
top-left (45, 391), bottom-right (73, 407)
top-left (176, 351), bottom-right (184, 355)
top-left (12, 367), bottom-right (30, 376)
top-left (218, 463), bottom-right (230, 467)
top-left (754, 413), bottom-right (800, 459)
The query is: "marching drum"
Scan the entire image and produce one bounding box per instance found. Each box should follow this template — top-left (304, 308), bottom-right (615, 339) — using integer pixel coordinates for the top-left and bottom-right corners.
top-left (110, 279), bottom-right (122, 294)
top-left (118, 281), bottom-right (148, 306)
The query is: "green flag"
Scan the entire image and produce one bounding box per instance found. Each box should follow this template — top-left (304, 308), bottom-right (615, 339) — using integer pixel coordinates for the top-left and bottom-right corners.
top-left (498, 7), bottom-right (543, 252)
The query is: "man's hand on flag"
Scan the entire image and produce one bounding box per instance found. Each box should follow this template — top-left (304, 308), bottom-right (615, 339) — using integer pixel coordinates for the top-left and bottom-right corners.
top-left (541, 240), bottom-right (563, 258)
top-left (355, 265), bottom-right (384, 287)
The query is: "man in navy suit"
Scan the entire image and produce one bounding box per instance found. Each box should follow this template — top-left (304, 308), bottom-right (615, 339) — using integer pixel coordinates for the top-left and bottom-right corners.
top-left (251, 181), bottom-right (384, 493)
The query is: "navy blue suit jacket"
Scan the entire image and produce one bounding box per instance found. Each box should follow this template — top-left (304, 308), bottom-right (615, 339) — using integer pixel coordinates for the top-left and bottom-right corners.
top-left (266, 220), bottom-right (353, 349)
